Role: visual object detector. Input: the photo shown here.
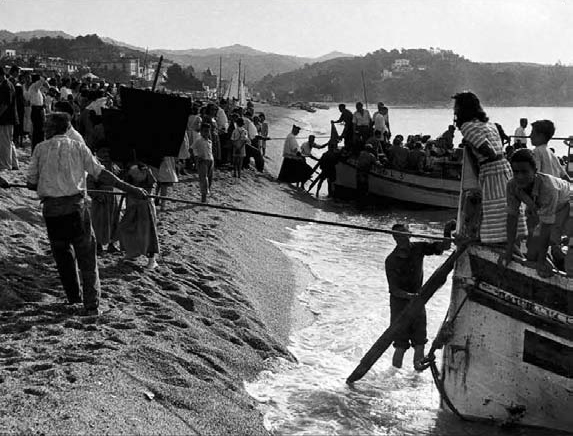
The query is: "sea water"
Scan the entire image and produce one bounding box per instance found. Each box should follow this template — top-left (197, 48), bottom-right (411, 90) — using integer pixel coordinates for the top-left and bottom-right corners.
top-left (244, 105), bottom-right (563, 435)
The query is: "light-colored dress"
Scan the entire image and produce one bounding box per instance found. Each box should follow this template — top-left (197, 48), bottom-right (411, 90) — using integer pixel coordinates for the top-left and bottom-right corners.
top-left (460, 120), bottom-right (526, 243)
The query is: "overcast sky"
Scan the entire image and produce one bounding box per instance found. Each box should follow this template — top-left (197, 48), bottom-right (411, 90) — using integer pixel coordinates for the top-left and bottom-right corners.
top-left (1, 0), bottom-right (572, 64)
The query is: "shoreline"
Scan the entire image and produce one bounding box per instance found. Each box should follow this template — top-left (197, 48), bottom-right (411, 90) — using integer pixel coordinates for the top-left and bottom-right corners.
top-left (0, 140), bottom-right (317, 434)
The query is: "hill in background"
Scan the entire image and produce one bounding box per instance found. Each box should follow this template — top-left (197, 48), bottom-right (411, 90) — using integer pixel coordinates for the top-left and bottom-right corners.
top-left (255, 48), bottom-right (573, 106)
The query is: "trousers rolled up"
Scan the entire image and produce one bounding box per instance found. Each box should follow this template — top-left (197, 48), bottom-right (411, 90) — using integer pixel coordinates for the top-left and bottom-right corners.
top-left (43, 202), bottom-right (101, 310)
top-left (31, 106), bottom-right (45, 152)
top-left (196, 158), bottom-right (214, 196)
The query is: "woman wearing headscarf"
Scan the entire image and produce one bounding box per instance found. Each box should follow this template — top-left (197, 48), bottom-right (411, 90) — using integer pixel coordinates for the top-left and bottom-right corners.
top-left (453, 91), bottom-right (525, 243)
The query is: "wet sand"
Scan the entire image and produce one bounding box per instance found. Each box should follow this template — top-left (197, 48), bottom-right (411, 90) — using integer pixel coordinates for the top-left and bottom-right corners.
top-left (0, 142), bottom-right (317, 435)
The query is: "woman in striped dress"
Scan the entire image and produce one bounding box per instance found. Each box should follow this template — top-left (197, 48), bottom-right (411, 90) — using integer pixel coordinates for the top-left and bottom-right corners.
top-left (453, 92), bottom-right (525, 243)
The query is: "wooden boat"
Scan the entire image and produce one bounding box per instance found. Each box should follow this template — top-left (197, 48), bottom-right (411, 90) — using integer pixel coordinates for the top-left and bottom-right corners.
top-left (439, 151), bottom-right (573, 432)
top-left (334, 157), bottom-right (461, 208)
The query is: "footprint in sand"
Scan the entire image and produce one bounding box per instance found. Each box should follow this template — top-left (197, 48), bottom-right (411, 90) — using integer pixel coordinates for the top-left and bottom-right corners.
top-left (29, 363), bottom-right (53, 372)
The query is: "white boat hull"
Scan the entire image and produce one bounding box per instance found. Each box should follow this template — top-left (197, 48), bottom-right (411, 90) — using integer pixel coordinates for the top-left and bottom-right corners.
top-left (442, 245), bottom-right (573, 432)
top-left (334, 160), bottom-right (459, 208)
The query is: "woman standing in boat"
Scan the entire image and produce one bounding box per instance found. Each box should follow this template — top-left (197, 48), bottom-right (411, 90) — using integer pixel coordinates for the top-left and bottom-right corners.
top-left (453, 92), bottom-right (525, 243)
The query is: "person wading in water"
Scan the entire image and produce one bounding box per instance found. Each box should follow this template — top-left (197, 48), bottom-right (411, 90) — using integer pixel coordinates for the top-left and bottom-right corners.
top-left (385, 220), bottom-right (456, 370)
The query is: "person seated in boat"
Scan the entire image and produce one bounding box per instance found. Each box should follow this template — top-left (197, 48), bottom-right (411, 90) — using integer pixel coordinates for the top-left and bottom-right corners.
top-left (386, 220), bottom-right (456, 370)
top-left (513, 118), bottom-right (528, 148)
top-left (388, 136), bottom-right (409, 170)
top-left (453, 91), bottom-right (526, 245)
top-left (331, 104), bottom-right (354, 150)
top-left (440, 125), bottom-right (456, 150)
top-left (500, 149), bottom-right (572, 277)
top-left (407, 142), bottom-right (426, 173)
top-left (365, 130), bottom-right (387, 163)
top-left (505, 144), bottom-right (515, 160)
top-left (530, 119), bottom-right (571, 182)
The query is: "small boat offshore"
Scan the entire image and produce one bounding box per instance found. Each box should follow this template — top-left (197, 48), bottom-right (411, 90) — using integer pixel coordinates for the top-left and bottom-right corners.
top-left (439, 150), bottom-right (573, 432)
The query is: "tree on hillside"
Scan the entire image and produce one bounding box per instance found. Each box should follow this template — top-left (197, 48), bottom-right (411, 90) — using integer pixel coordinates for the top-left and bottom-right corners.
top-left (165, 63), bottom-right (203, 91)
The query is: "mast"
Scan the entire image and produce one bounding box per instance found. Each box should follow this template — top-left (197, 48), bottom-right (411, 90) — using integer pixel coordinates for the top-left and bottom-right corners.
top-left (237, 59), bottom-right (241, 101)
top-left (218, 56), bottom-right (222, 99)
top-left (152, 55), bottom-right (163, 91)
top-left (361, 70), bottom-right (368, 109)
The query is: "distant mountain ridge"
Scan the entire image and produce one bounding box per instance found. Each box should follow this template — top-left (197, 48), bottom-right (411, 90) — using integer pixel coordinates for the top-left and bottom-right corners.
top-left (0, 29), bottom-right (74, 43)
top-left (0, 29), bottom-right (354, 82)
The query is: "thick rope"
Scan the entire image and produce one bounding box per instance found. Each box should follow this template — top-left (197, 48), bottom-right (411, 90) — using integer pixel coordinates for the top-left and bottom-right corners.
top-left (86, 189), bottom-right (454, 241)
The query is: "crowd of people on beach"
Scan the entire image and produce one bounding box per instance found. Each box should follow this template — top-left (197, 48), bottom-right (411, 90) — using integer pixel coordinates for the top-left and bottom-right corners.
top-left (0, 64), bottom-right (273, 317)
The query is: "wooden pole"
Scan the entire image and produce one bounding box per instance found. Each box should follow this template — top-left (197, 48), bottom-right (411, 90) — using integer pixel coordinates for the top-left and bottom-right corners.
top-left (152, 55), bottom-right (163, 92)
top-left (218, 56), bottom-right (222, 99)
top-left (237, 59), bottom-right (241, 101)
top-left (361, 70), bottom-right (368, 109)
top-left (143, 47), bottom-right (148, 83)
top-left (346, 245), bottom-right (469, 384)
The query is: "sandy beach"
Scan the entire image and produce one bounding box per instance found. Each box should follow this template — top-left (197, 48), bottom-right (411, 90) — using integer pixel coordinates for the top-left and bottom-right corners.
top-left (0, 138), bottom-right (317, 435)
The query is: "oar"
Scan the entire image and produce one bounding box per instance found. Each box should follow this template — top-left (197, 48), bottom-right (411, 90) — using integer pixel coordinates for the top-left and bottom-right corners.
top-left (346, 244), bottom-right (469, 384)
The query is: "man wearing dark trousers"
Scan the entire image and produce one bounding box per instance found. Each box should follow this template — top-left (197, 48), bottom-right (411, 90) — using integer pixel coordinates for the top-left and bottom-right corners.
top-left (385, 220), bottom-right (456, 370)
top-left (28, 74), bottom-right (46, 153)
top-left (27, 112), bottom-right (148, 316)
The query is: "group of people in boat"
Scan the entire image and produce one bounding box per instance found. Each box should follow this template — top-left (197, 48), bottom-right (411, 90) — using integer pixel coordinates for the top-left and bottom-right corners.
top-left (0, 65), bottom-right (272, 317)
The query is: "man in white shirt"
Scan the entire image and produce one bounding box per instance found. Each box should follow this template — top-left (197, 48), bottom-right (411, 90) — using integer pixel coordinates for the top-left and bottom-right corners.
top-left (514, 118), bottom-right (528, 148)
top-left (28, 74), bottom-right (47, 151)
top-left (530, 119), bottom-right (571, 181)
top-left (27, 112), bottom-right (147, 317)
top-left (353, 101), bottom-right (372, 147)
top-left (372, 102), bottom-right (389, 139)
top-left (191, 123), bottom-right (214, 203)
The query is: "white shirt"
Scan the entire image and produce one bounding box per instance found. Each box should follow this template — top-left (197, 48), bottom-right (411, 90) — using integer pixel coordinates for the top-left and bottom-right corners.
top-left (300, 141), bottom-right (313, 157)
top-left (282, 132), bottom-right (299, 158)
top-left (353, 109), bottom-right (372, 127)
top-left (60, 86), bottom-right (72, 100)
top-left (86, 97), bottom-right (109, 116)
top-left (216, 107), bottom-right (229, 132)
top-left (372, 111), bottom-right (388, 134)
top-left (533, 144), bottom-right (568, 179)
top-left (65, 126), bottom-right (86, 144)
top-left (514, 126), bottom-right (527, 146)
top-left (191, 136), bottom-right (214, 161)
top-left (27, 134), bottom-right (103, 198)
top-left (28, 78), bottom-right (45, 106)
top-left (244, 118), bottom-right (258, 140)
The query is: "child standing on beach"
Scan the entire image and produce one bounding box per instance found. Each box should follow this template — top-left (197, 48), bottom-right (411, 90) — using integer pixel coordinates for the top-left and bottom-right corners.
top-left (190, 123), bottom-right (214, 202)
top-left (118, 163), bottom-right (160, 269)
top-left (231, 118), bottom-right (249, 178)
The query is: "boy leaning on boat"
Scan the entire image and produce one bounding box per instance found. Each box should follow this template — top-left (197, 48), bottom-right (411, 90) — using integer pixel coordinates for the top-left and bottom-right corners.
top-left (500, 148), bottom-right (573, 278)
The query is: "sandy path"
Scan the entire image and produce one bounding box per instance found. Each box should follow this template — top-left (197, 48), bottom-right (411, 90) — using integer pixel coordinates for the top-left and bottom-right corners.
top-left (0, 143), bottom-right (317, 435)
